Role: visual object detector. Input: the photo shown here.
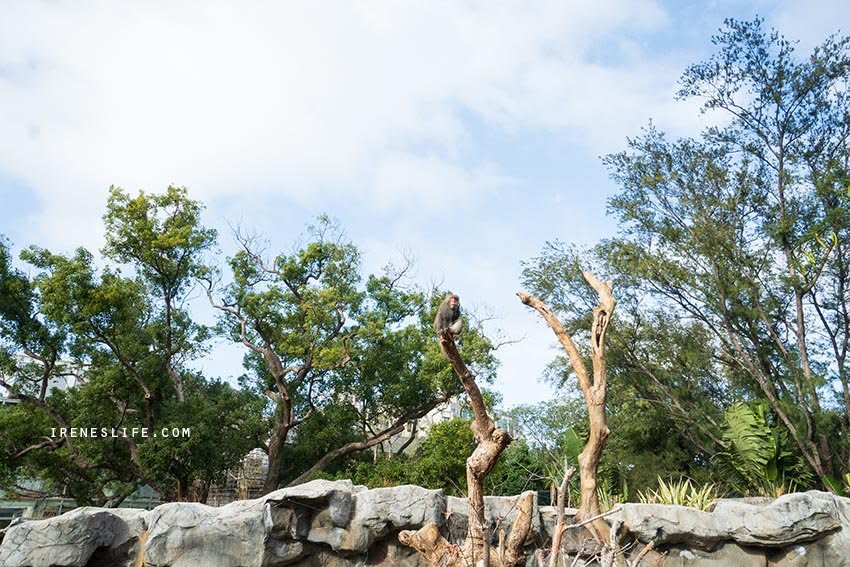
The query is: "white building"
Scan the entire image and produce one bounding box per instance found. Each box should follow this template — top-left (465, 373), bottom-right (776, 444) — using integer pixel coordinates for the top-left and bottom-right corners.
top-left (0, 353), bottom-right (78, 401)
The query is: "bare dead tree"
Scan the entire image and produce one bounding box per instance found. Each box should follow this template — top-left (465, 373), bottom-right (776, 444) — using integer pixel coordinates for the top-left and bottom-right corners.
top-left (518, 271), bottom-right (616, 546)
top-left (399, 330), bottom-right (534, 566)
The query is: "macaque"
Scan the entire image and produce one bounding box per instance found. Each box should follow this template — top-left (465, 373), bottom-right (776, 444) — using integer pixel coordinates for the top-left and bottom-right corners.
top-left (433, 293), bottom-right (462, 337)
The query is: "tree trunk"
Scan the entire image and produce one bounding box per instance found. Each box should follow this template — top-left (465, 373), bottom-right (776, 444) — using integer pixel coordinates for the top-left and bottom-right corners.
top-left (261, 347), bottom-right (297, 494)
top-left (518, 271), bottom-right (616, 544)
top-left (399, 331), bottom-right (533, 566)
top-left (163, 290), bottom-right (185, 403)
top-left (263, 410), bottom-right (288, 493)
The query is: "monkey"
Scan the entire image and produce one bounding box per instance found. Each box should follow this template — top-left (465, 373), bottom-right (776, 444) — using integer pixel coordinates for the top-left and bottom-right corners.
top-left (433, 293), bottom-right (462, 337)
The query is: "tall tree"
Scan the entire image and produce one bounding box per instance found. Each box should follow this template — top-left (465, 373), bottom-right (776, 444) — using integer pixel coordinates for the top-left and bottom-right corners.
top-left (519, 243), bottom-right (729, 498)
top-left (208, 218), bottom-right (498, 492)
top-left (602, 18), bottom-right (850, 483)
top-left (103, 185), bottom-right (216, 403)
top-left (0, 187), bottom-right (262, 504)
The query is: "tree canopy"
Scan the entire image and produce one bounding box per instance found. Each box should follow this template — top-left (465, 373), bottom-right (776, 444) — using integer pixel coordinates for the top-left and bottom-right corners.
top-left (516, 18), bottom-right (850, 498)
top-left (1, 193), bottom-right (499, 502)
top-left (3, 17), bottom-right (850, 510)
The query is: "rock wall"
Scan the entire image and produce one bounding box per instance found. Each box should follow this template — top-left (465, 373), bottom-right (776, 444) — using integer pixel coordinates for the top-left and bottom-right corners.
top-left (1, 480), bottom-right (849, 566)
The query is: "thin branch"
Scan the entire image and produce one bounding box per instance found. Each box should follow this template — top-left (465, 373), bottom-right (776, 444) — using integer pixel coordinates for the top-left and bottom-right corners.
top-left (288, 392), bottom-right (452, 486)
top-left (549, 462), bottom-right (576, 567)
top-left (516, 292), bottom-right (592, 394)
top-left (205, 288), bottom-right (264, 354)
top-left (394, 419), bottom-right (418, 456)
top-left (564, 507), bottom-right (621, 530)
top-left (13, 437), bottom-right (64, 459)
top-left (633, 540), bottom-right (657, 566)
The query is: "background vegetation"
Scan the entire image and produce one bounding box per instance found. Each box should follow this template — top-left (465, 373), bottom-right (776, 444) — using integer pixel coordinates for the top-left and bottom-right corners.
top-left (2, 18), bottom-right (850, 506)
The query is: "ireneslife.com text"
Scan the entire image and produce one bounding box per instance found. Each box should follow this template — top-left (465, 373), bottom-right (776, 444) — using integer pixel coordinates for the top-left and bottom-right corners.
top-left (50, 427), bottom-right (191, 439)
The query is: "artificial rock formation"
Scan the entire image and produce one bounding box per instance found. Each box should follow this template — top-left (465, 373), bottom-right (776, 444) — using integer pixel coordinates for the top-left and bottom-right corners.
top-left (2, 481), bottom-right (850, 566)
top-left (609, 491), bottom-right (850, 566)
top-left (0, 480), bottom-right (450, 567)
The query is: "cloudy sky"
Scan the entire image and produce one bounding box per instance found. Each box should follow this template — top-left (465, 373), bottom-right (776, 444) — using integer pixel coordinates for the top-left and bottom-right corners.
top-left (2, 0), bottom-right (848, 407)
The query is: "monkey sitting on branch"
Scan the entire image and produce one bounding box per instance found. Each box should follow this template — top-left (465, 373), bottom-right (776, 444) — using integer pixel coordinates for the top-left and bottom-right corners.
top-left (404, 291), bottom-right (533, 567)
top-left (433, 293), bottom-right (463, 338)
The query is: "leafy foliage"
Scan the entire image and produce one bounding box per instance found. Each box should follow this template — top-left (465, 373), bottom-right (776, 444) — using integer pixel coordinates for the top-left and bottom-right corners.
top-left (518, 18), bottom-right (850, 498)
top-left (720, 402), bottom-right (814, 496)
top-left (0, 189), bottom-right (261, 504)
top-left (214, 215), bottom-right (500, 490)
top-left (409, 418), bottom-right (475, 495)
top-left (638, 477), bottom-right (720, 510)
top-left (824, 473), bottom-right (850, 496)
top-left (599, 18), bottom-right (850, 489)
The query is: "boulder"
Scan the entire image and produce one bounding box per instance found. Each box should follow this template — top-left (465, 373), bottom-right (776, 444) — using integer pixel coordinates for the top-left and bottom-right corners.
top-left (650, 542), bottom-right (767, 567)
top-left (264, 478), bottom-right (360, 554)
top-left (143, 479), bottom-right (363, 566)
top-left (143, 499), bottom-right (267, 567)
top-left (615, 490), bottom-right (843, 549)
top-left (446, 491), bottom-right (540, 544)
top-left (0, 507), bottom-right (147, 567)
top-left (538, 505), bottom-right (599, 556)
top-left (337, 484), bottom-right (445, 552)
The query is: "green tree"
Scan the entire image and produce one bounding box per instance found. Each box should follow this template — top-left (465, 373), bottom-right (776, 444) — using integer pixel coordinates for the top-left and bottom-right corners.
top-left (485, 439), bottom-right (547, 497)
top-left (600, 18), bottom-right (850, 485)
top-left (342, 452), bottom-right (417, 489)
top-left (409, 417), bottom-right (474, 496)
top-left (0, 237), bottom-right (66, 403)
top-left (103, 185), bottom-right (216, 403)
top-left (0, 241), bottom-right (146, 503)
top-left (511, 398), bottom-right (587, 452)
top-left (209, 218), bottom-right (498, 492)
top-left (519, 245), bottom-right (728, 498)
top-left (136, 376), bottom-right (266, 501)
top-left (0, 188), bottom-right (262, 504)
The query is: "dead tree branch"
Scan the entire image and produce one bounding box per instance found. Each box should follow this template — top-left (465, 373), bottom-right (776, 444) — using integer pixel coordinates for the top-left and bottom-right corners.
top-left (399, 330), bottom-right (533, 566)
top-left (518, 271), bottom-right (616, 548)
top-left (547, 461), bottom-right (577, 567)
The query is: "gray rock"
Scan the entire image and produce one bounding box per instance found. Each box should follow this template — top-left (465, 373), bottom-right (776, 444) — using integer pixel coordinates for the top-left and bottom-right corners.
top-left (538, 504), bottom-right (579, 538)
top-left (338, 484), bottom-right (445, 552)
top-left (0, 507), bottom-right (147, 567)
top-left (538, 505), bottom-right (599, 556)
top-left (647, 542), bottom-right (766, 567)
top-left (615, 490), bottom-right (844, 549)
top-left (144, 499), bottom-right (267, 567)
top-left (446, 492), bottom-right (540, 545)
top-left (785, 506), bottom-right (850, 567)
top-left (5, 484), bottom-right (850, 567)
top-left (263, 538), bottom-right (305, 564)
top-left (264, 478), bottom-right (361, 554)
top-left (265, 478), bottom-right (358, 528)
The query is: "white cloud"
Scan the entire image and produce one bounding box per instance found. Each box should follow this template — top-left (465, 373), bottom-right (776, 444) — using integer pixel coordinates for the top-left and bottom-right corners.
top-left (15, 1), bottom-right (836, 406)
top-left (372, 153), bottom-right (513, 211)
top-left (0, 0), bottom-right (684, 251)
top-left (771, 0), bottom-right (850, 51)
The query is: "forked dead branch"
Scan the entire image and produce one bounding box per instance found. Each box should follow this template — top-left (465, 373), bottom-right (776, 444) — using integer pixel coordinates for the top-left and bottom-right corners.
top-left (518, 271), bottom-right (619, 562)
top-left (402, 273), bottom-right (622, 565)
top-left (399, 329), bottom-right (534, 567)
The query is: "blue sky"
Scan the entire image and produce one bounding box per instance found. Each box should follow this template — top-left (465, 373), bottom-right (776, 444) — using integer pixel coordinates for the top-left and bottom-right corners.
top-left (1, 0), bottom-right (848, 407)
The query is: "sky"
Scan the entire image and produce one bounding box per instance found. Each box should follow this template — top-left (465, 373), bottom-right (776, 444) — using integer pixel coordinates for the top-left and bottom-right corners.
top-left (2, 0), bottom-right (849, 408)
